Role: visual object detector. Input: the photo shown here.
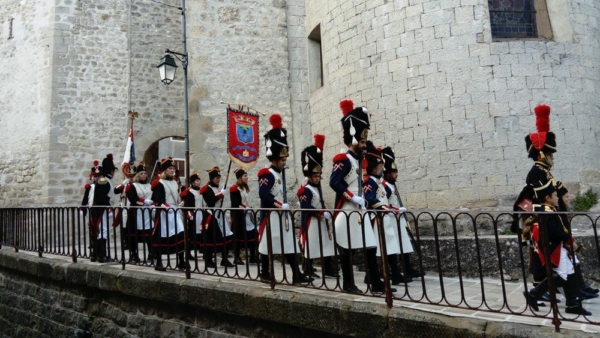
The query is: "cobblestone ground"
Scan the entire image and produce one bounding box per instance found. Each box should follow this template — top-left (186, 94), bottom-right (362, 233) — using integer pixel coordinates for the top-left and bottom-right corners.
top-left (16, 249), bottom-right (600, 334)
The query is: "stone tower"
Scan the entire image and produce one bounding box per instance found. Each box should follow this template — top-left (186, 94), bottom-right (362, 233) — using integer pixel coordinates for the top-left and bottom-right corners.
top-left (1, 0), bottom-right (599, 209)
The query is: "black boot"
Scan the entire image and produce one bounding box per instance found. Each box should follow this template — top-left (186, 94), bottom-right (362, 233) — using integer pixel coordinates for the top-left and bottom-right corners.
top-left (366, 248), bottom-right (396, 293)
top-left (260, 254), bottom-right (271, 282)
top-left (129, 242), bottom-right (140, 263)
top-left (204, 252), bottom-right (216, 268)
top-left (403, 253), bottom-right (423, 278)
top-left (220, 249), bottom-right (234, 267)
top-left (389, 255), bottom-right (412, 285)
top-left (90, 239), bottom-right (97, 262)
top-left (575, 264), bottom-right (599, 294)
top-left (564, 273), bottom-right (591, 315)
top-left (524, 278), bottom-right (549, 312)
top-left (154, 254), bottom-right (166, 271)
top-left (338, 248), bottom-right (361, 293)
top-left (323, 257), bottom-right (339, 278)
top-left (97, 239), bottom-right (108, 263)
top-left (287, 254), bottom-right (313, 284)
top-left (304, 259), bottom-right (320, 278)
top-left (177, 252), bottom-right (190, 270)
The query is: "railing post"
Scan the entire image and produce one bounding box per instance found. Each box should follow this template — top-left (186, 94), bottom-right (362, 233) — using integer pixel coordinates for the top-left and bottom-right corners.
top-left (266, 210), bottom-right (276, 290)
top-left (537, 212), bottom-right (561, 332)
top-left (72, 207), bottom-right (78, 263)
top-left (375, 210), bottom-right (393, 308)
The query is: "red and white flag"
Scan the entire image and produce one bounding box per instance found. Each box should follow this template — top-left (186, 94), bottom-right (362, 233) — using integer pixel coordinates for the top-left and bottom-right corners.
top-left (121, 121), bottom-right (136, 172)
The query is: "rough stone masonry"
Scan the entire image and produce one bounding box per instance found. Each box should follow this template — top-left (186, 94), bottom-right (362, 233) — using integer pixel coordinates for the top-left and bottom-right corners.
top-left (0, 0), bottom-right (599, 209)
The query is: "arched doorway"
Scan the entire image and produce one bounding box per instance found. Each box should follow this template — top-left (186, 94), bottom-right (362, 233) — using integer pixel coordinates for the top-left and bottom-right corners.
top-left (143, 136), bottom-right (186, 183)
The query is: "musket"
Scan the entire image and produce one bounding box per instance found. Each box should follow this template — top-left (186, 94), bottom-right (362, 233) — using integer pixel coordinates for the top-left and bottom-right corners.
top-left (317, 181), bottom-right (333, 240)
top-left (356, 150), bottom-right (366, 224)
top-left (392, 182), bottom-right (419, 249)
top-left (281, 166), bottom-right (291, 231)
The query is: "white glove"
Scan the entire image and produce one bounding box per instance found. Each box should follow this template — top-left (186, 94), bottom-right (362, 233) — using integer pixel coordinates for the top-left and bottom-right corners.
top-left (143, 199), bottom-right (153, 206)
top-left (122, 179), bottom-right (130, 185)
top-left (350, 195), bottom-right (365, 208)
top-left (108, 212), bottom-right (114, 220)
top-left (397, 207), bottom-right (407, 213)
top-left (323, 211), bottom-right (332, 220)
top-left (281, 203), bottom-right (290, 209)
top-left (220, 188), bottom-right (228, 196)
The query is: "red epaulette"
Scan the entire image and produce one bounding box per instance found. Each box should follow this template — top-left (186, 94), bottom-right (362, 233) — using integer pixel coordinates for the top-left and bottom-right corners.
top-left (333, 153), bottom-right (348, 162)
top-left (125, 185), bottom-right (132, 193)
top-left (199, 185), bottom-right (209, 194)
top-left (230, 185), bottom-right (239, 193)
top-left (84, 184), bottom-right (91, 189)
top-left (180, 188), bottom-right (189, 199)
top-left (257, 168), bottom-right (271, 177)
top-left (363, 176), bottom-right (369, 184)
top-left (296, 185), bottom-right (305, 196)
top-left (151, 178), bottom-right (160, 191)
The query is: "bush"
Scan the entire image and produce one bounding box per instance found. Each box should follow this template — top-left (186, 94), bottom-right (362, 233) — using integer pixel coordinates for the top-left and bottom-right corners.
top-left (572, 190), bottom-right (599, 212)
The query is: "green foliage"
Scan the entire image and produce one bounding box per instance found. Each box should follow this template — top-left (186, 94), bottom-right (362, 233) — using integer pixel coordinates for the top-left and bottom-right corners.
top-left (572, 190), bottom-right (598, 212)
top-left (502, 228), bottom-right (515, 235)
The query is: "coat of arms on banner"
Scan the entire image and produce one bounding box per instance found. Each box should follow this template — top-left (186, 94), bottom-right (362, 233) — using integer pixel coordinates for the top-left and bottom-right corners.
top-left (227, 108), bottom-right (260, 169)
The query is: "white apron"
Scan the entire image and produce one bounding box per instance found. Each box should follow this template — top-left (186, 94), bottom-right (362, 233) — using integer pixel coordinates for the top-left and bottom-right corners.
top-left (158, 179), bottom-right (185, 238)
top-left (258, 168), bottom-right (300, 255)
top-left (132, 182), bottom-right (153, 231)
top-left (386, 182), bottom-right (414, 255)
top-left (303, 185), bottom-right (335, 259)
top-left (334, 153), bottom-right (377, 250)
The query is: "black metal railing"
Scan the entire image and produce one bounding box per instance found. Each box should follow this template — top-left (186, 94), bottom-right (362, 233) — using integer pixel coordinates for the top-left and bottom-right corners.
top-left (0, 206), bottom-right (599, 332)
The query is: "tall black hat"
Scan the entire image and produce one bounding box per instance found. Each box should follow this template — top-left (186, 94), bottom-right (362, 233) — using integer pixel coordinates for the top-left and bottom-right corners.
top-left (89, 160), bottom-right (102, 180)
top-left (207, 167), bottom-right (221, 180)
top-left (364, 141), bottom-right (383, 174)
top-left (381, 147), bottom-right (397, 173)
top-left (264, 113), bottom-right (289, 161)
top-left (135, 161), bottom-right (147, 173)
top-left (101, 154), bottom-right (117, 176)
top-left (340, 100), bottom-right (370, 146)
top-left (525, 105), bottom-right (556, 159)
top-left (531, 179), bottom-right (557, 204)
top-left (159, 157), bottom-right (177, 171)
top-left (234, 167), bottom-right (247, 179)
top-left (301, 134), bottom-right (325, 177)
top-left (189, 171), bottom-right (201, 182)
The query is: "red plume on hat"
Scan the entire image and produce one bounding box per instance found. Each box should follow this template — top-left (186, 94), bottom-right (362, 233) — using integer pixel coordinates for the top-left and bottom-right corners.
top-left (534, 104), bottom-right (551, 132)
top-left (269, 113), bottom-right (282, 129)
top-left (531, 104), bottom-right (551, 150)
top-left (340, 100), bottom-right (354, 116)
top-left (107, 154), bottom-right (113, 159)
top-left (314, 134), bottom-right (325, 151)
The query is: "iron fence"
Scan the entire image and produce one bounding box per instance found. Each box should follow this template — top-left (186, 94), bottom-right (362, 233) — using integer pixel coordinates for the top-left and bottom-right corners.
top-left (0, 206), bottom-right (599, 332)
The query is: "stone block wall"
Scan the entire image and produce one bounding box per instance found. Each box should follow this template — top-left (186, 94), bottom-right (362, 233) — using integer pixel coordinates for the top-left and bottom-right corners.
top-left (1, 0), bottom-right (299, 208)
top-left (0, 249), bottom-right (566, 338)
top-left (0, 1), bottom-right (53, 207)
top-left (305, 0), bottom-right (600, 209)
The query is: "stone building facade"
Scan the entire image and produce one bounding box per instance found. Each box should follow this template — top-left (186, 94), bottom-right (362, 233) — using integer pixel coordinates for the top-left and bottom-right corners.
top-left (1, 0), bottom-right (599, 208)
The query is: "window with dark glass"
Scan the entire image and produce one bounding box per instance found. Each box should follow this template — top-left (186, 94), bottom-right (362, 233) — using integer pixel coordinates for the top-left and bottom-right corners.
top-left (488, 0), bottom-right (538, 38)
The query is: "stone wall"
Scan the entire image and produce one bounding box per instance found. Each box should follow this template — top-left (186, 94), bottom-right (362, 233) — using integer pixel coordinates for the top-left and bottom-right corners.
top-left (0, 1), bottom-right (53, 207)
top-left (0, 249), bottom-right (570, 338)
top-left (304, 0), bottom-right (600, 209)
top-left (2, 0), bottom-right (599, 209)
top-left (1, 0), bottom-right (300, 208)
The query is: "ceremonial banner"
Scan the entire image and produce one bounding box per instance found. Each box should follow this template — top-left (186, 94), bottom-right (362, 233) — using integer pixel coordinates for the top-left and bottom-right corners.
top-left (227, 107), bottom-right (260, 169)
top-left (121, 120), bottom-right (136, 176)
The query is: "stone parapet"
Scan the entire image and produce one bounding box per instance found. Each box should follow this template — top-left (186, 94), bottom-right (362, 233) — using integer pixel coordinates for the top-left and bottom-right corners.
top-left (0, 249), bottom-right (594, 337)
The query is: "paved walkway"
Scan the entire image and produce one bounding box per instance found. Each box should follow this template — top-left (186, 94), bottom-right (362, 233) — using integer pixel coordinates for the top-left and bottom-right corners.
top-left (17, 250), bottom-right (600, 334)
